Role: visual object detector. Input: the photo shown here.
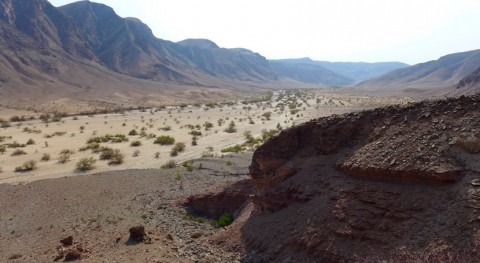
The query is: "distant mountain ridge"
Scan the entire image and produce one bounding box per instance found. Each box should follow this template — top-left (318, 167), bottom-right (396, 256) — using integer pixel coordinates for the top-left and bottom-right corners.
top-left (270, 58), bottom-right (408, 84)
top-left (356, 49), bottom-right (480, 94)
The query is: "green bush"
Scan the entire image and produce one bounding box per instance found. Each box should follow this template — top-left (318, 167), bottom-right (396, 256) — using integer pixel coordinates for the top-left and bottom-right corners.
top-left (130, 140), bottom-right (142, 147)
top-left (76, 157), bottom-right (96, 171)
top-left (221, 145), bottom-right (245, 153)
top-left (128, 129), bottom-right (138, 136)
top-left (224, 121), bottom-right (237, 133)
top-left (154, 136), bottom-right (175, 145)
top-left (189, 130), bottom-right (202, 136)
top-left (109, 149), bottom-right (124, 165)
top-left (161, 160), bottom-right (177, 169)
top-left (212, 213), bottom-right (234, 228)
top-left (170, 142), bottom-right (185, 156)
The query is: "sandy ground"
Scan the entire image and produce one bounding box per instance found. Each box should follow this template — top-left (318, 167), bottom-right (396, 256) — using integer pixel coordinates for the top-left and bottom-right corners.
top-left (0, 90), bottom-right (409, 185)
top-left (0, 153), bottom-right (252, 262)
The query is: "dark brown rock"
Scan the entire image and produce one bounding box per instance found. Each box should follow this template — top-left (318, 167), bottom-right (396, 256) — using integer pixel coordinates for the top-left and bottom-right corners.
top-left (60, 236), bottom-right (73, 247)
top-left (129, 226), bottom-right (146, 242)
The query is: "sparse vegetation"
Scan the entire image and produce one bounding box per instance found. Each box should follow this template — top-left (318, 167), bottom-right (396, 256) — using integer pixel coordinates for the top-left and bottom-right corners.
top-left (161, 160), bottom-right (177, 169)
top-left (41, 153), bottom-right (51, 161)
top-left (170, 142), bottom-right (186, 156)
top-left (15, 160), bottom-right (36, 172)
top-left (212, 213), bottom-right (234, 228)
top-left (87, 134), bottom-right (128, 144)
top-left (11, 149), bottom-right (27, 156)
top-left (221, 144), bottom-right (245, 153)
top-left (154, 135), bottom-right (175, 145)
top-left (76, 157), bottom-right (96, 171)
top-left (130, 140), bottom-right (142, 147)
top-left (224, 121), bottom-right (237, 133)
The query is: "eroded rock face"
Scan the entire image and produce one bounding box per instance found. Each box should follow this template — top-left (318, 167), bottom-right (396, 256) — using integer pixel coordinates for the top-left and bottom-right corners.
top-left (183, 180), bottom-right (253, 219)
top-left (246, 94), bottom-right (480, 261)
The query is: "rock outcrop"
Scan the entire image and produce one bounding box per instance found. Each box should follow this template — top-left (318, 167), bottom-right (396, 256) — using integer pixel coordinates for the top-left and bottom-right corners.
top-left (245, 94), bottom-right (480, 262)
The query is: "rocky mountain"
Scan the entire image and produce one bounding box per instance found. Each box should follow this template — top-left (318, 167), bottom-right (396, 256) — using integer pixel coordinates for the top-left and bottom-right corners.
top-left (357, 49), bottom-right (480, 94)
top-left (270, 58), bottom-right (408, 84)
top-left (269, 59), bottom-right (353, 86)
top-left (455, 65), bottom-right (480, 94)
top-left (241, 94), bottom-right (480, 261)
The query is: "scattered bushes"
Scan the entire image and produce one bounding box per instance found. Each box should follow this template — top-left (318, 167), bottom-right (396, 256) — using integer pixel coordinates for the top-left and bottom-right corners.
top-left (15, 160), bottom-right (36, 172)
top-left (87, 134), bottom-right (128, 144)
top-left (154, 136), bottom-right (175, 145)
top-left (76, 157), bottom-right (96, 171)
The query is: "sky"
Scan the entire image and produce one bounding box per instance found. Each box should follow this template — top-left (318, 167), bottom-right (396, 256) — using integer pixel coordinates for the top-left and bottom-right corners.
top-left (49, 0), bottom-right (480, 65)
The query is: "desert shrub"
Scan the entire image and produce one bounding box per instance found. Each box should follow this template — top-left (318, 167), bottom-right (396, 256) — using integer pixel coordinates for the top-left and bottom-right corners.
top-left (159, 126), bottom-right (171, 131)
top-left (58, 150), bottom-right (72, 163)
top-left (154, 136), bottom-right (175, 145)
top-left (11, 149), bottom-right (27, 156)
top-left (26, 138), bottom-right (35, 145)
top-left (8, 141), bottom-right (26, 148)
top-left (262, 111), bottom-right (272, 120)
top-left (76, 157), bottom-right (96, 171)
top-left (109, 149), bottom-right (124, 165)
top-left (189, 130), bottom-right (202, 136)
top-left (221, 145), bottom-right (245, 153)
top-left (212, 213), bottom-right (234, 228)
top-left (9, 115), bottom-right (23, 122)
top-left (0, 145), bottom-right (6, 154)
top-left (87, 134), bottom-right (128, 144)
top-left (191, 137), bottom-right (197, 146)
top-left (170, 142), bottom-right (185, 156)
top-left (204, 122), bottom-right (213, 130)
top-left (201, 152), bottom-right (214, 158)
top-left (99, 147), bottom-right (114, 160)
top-left (161, 160), bottom-right (177, 169)
top-left (41, 153), bottom-right (50, 161)
top-left (155, 152), bottom-right (160, 158)
top-left (130, 140), bottom-right (142, 147)
top-left (132, 149), bottom-right (140, 157)
top-left (224, 121), bottom-right (237, 133)
top-left (15, 160), bottom-right (36, 172)
top-left (128, 129), bottom-right (138, 136)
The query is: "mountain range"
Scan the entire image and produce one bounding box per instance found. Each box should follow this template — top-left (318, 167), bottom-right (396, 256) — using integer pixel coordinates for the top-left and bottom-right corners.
top-left (0, 0), bottom-right (478, 110)
top-left (0, 0), bottom-right (409, 109)
top-left (356, 49), bottom-right (480, 95)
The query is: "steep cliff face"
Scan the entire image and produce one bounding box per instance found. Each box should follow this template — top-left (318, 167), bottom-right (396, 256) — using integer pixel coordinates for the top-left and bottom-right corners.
top-left (245, 94), bottom-right (480, 261)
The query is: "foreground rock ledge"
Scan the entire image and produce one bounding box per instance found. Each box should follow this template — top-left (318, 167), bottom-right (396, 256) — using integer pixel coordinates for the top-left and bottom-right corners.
top-left (245, 94), bottom-right (480, 262)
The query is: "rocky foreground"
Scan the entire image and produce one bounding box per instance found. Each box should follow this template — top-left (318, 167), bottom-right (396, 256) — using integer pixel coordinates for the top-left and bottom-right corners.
top-left (242, 94), bottom-right (480, 262)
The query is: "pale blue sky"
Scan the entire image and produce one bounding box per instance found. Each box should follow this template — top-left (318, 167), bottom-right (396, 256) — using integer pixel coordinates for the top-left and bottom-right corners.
top-left (49, 0), bottom-right (480, 65)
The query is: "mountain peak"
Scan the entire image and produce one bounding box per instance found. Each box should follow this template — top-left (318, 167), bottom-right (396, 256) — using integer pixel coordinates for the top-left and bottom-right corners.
top-left (177, 39), bottom-right (219, 49)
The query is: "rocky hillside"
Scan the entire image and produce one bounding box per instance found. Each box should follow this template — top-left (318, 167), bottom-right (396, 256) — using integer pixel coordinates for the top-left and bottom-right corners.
top-left (357, 49), bottom-right (480, 94)
top-left (244, 94), bottom-right (480, 261)
top-left (455, 66), bottom-right (480, 94)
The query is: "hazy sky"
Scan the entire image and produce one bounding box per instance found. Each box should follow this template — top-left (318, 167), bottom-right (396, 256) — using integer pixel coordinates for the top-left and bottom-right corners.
top-left (49, 0), bottom-right (480, 65)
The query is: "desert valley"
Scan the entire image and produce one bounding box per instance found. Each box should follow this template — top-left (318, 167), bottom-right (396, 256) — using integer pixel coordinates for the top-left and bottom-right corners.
top-left (1, 0), bottom-right (480, 262)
